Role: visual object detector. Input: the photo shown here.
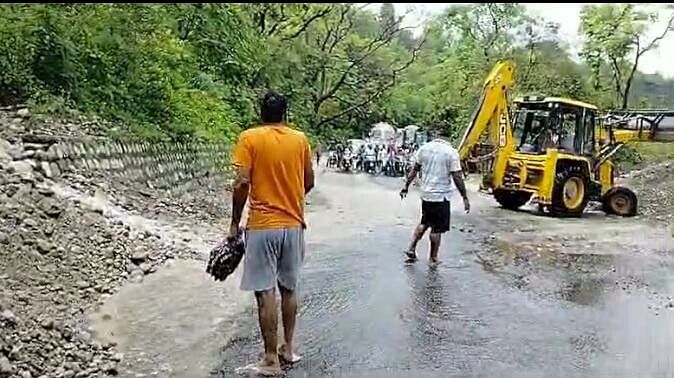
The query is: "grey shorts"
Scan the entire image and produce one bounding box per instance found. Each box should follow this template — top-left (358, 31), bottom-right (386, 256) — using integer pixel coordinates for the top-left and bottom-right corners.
top-left (240, 227), bottom-right (305, 292)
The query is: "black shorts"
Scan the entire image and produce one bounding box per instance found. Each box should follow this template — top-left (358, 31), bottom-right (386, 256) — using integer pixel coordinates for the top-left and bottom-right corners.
top-left (421, 200), bottom-right (450, 233)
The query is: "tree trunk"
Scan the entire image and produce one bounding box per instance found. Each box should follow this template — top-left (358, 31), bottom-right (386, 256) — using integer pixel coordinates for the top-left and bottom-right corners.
top-left (622, 54), bottom-right (641, 110)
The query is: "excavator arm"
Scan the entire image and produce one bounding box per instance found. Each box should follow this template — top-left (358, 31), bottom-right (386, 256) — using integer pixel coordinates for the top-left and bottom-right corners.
top-left (595, 110), bottom-right (674, 172)
top-left (600, 110), bottom-right (674, 144)
top-left (458, 60), bottom-right (516, 166)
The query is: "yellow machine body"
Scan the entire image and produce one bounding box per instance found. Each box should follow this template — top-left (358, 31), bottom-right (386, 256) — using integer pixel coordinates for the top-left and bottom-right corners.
top-left (457, 61), bottom-right (672, 217)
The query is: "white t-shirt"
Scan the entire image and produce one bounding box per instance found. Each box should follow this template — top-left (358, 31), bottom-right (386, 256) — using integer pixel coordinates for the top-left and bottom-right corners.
top-left (413, 138), bottom-right (462, 202)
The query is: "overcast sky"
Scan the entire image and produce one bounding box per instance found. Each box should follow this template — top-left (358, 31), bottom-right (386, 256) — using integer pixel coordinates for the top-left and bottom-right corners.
top-left (366, 3), bottom-right (674, 78)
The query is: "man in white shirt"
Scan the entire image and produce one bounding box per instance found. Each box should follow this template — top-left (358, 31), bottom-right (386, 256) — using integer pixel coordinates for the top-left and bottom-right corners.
top-left (400, 128), bottom-right (470, 264)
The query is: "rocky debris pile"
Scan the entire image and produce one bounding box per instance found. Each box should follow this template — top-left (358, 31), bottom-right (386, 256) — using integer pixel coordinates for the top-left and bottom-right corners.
top-left (90, 172), bottom-right (230, 224)
top-left (60, 169), bottom-right (231, 225)
top-left (0, 150), bottom-right (198, 376)
top-left (0, 106), bottom-right (109, 140)
top-left (625, 162), bottom-right (674, 224)
top-left (0, 111), bottom-right (225, 375)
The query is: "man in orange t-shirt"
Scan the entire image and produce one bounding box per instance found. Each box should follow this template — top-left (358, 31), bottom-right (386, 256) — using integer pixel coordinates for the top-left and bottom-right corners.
top-left (230, 92), bottom-right (314, 375)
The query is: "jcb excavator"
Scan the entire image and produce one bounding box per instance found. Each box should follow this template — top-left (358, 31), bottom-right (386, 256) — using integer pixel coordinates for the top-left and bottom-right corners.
top-left (458, 60), bottom-right (674, 217)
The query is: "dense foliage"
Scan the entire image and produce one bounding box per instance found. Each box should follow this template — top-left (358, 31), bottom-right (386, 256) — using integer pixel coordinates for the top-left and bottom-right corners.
top-left (1, 3), bottom-right (674, 143)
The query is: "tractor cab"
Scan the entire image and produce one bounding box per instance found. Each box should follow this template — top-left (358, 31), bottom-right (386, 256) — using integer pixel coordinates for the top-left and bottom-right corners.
top-left (512, 96), bottom-right (597, 157)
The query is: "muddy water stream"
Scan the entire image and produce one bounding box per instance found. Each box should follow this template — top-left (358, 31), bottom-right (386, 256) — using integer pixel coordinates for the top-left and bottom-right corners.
top-left (86, 170), bottom-right (416, 377)
top-left (83, 169), bottom-right (674, 377)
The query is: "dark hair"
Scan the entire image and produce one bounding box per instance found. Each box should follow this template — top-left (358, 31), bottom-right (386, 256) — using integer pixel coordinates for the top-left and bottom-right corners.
top-left (261, 91), bottom-right (287, 123)
top-left (431, 127), bottom-right (450, 138)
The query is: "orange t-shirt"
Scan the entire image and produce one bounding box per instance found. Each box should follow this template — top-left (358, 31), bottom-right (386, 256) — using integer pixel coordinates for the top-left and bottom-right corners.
top-left (232, 124), bottom-right (312, 230)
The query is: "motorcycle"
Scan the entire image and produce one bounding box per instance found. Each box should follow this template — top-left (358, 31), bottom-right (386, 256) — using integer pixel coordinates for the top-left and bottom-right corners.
top-left (363, 153), bottom-right (377, 174)
top-left (327, 151), bottom-right (338, 168)
top-left (341, 151), bottom-right (354, 172)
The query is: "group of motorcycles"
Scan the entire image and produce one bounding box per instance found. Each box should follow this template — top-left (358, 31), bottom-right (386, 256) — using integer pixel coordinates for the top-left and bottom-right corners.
top-left (325, 143), bottom-right (418, 177)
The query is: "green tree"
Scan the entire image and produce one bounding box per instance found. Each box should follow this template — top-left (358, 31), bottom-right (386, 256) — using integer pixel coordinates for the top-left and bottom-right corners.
top-left (579, 4), bottom-right (674, 109)
top-left (5, 2), bottom-right (674, 146)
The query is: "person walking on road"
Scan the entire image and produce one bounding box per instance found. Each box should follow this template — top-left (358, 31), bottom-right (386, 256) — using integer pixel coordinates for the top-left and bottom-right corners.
top-left (230, 92), bottom-right (315, 375)
top-left (400, 127), bottom-right (470, 265)
top-left (314, 139), bottom-right (322, 167)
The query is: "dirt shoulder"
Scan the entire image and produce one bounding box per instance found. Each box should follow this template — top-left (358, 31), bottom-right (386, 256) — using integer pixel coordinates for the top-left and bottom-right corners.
top-left (621, 161), bottom-right (674, 226)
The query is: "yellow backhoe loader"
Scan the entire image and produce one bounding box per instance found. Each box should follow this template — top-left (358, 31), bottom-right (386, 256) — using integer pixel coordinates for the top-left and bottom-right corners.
top-left (458, 60), bottom-right (674, 217)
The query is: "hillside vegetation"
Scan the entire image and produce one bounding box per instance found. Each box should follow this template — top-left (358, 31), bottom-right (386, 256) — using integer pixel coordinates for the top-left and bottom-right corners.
top-left (2, 3), bottom-right (674, 143)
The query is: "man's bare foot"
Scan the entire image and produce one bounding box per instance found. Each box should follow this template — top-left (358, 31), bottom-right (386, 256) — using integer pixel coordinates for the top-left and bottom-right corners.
top-left (429, 259), bottom-right (441, 267)
top-left (235, 358), bottom-right (282, 376)
top-left (278, 344), bottom-right (302, 364)
top-left (404, 250), bottom-right (418, 263)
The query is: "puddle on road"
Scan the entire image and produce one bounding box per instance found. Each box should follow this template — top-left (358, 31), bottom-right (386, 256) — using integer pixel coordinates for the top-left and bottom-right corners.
top-left (90, 260), bottom-right (248, 378)
top-left (556, 277), bottom-right (606, 306)
top-left (474, 222), bottom-right (671, 308)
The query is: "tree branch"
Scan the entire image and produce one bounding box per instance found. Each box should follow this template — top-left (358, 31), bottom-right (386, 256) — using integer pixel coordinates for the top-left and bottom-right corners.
top-left (327, 5), bottom-right (352, 54)
top-left (521, 39), bottom-right (537, 86)
top-left (315, 35), bottom-right (426, 128)
top-left (638, 13), bottom-right (674, 56)
top-left (281, 6), bottom-right (332, 41)
top-left (266, 5), bottom-right (287, 36)
top-left (319, 10), bottom-right (337, 51)
top-left (317, 23), bottom-right (414, 106)
top-left (309, 5), bottom-right (351, 101)
top-left (623, 38), bottom-right (641, 109)
top-left (483, 3), bottom-right (502, 57)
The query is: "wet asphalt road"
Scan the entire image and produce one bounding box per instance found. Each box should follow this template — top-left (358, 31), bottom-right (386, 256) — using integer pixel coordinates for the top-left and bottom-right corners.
top-left (211, 172), bottom-right (674, 377)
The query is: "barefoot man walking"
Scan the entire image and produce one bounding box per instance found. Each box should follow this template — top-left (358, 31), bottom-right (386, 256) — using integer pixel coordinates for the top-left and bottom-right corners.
top-left (400, 127), bottom-right (470, 264)
top-left (230, 92), bottom-right (315, 375)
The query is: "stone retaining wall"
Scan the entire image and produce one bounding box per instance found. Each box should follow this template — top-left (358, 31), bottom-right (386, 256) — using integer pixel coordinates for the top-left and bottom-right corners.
top-left (14, 134), bottom-right (233, 192)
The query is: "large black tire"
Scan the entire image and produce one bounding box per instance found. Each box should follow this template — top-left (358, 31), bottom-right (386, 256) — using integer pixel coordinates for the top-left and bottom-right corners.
top-left (551, 165), bottom-right (589, 217)
top-left (493, 189), bottom-right (532, 210)
top-left (602, 186), bottom-right (637, 217)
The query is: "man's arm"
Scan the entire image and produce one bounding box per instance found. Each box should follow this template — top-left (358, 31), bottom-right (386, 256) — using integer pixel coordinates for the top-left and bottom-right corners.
top-left (230, 133), bottom-right (253, 235)
top-left (231, 167), bottom-right (250, 229)
top-left (304, 138), bottom-right (315, 194)
top-left (450, 171), bottom-right (467, 199)
top-left (403, 163), bottom-right (421, 192)
top-left (449, 150), bottom-right (470, 213)
top-left (401, 149), bottom-right (422, 198)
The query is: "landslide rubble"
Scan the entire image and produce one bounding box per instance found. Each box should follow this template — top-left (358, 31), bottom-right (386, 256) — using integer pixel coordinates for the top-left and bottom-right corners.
top-left (0, 107), bottom-right (232, 378)
top-left (624, 162), bottom-right (674, 225)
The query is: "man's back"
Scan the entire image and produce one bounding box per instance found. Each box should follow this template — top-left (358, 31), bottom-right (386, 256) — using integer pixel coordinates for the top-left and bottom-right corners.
top-left (233, 124), bottom-right (311, 229)
top-left (415, 139), bottom-right (461, 201)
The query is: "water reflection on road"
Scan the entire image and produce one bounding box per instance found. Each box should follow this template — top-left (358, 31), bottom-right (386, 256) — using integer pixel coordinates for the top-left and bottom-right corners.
top-left (92, 169), bottom-right (674, 377)
top-left (216, 170), bottom-right (674, 377)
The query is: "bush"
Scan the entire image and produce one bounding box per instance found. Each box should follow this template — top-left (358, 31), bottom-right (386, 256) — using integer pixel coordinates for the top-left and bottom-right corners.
top-left (0, 4), bottom-right (251, 143)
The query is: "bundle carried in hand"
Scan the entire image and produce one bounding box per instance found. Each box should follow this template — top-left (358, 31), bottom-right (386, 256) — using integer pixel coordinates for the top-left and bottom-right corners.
top-left (206, 235), bottom-right (245, 281)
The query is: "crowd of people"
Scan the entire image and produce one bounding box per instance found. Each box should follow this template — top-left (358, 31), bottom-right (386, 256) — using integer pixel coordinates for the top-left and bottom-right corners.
top-left (321, 139), bottom-right (421, 177)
